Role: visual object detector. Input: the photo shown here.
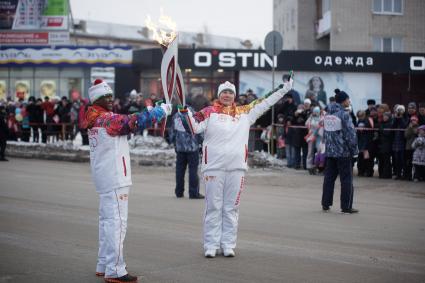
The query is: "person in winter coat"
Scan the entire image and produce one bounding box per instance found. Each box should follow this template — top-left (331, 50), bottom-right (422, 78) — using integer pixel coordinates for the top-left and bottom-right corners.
top-left (181, 80), bottom-right (293, 258)
top-left (378, 112), bottom-right (394, 178)
top-left (412, 125), bottom-right (425, 181)
top-left (0, 105), bottom-right (9, 161)
top-left (403, 115), bottom-right (419, 180)
top-left (291, 104), bottom-right (308, 169)
top-left (283, 116), bottom-right (295, 168)
top-left (418, 103), bottom-right (425, 126)
top-left (365, 107), bottom-right (379, 177)
top-left (56, 96), bottom-right (72, 140)
top-left (356, 110), bottom-right (373, 176)
top-left (85, 79), bottom-right (172, 283)
top-left (305, 106), bottom-right (324, 175)
top-left (169, 105), bottom-right (204, 199)
top-left (392, 105), bottom-right (409, 179)
top-left (26, 97), bottom-right (43, 143)
top-left (321, 89), bottom-right (359, 214)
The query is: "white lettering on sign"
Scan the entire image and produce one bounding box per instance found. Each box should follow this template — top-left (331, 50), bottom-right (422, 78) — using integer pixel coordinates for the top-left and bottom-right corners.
top-left (410, 56), bottom-right (425, 71)
top-left (314, 55), bottom-right (375, 68)
top-left (193, 51), bottom-right (276, 68)
top-left (194, 52), bottom-right (211, 67)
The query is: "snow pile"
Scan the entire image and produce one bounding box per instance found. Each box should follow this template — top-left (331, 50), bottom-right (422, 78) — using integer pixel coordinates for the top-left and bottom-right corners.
top-left (6, 138), bottom-right (284, 169)
top-left (248, 151), bottom-right (285, 169)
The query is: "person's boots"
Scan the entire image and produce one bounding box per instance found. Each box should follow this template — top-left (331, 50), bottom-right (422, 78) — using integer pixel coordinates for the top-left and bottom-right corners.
top-left (104, 273), bottom-right (138, 283)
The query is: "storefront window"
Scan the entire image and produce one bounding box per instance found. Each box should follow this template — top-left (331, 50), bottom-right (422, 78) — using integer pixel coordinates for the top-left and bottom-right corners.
top-left (12, 79), bottom-right (31, 101)
top-left (0, 79), bottom-right (7, 101)
top-left (139, 69), bottom-right (234, 107)
top-left (35, 79), bottom-right (57, 99)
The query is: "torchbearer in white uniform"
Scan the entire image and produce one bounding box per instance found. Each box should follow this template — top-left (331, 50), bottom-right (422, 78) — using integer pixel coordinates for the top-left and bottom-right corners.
top-left (181, 79), bottom-right (293, 258)
top-left (85, 79), bottom-right (172, 283)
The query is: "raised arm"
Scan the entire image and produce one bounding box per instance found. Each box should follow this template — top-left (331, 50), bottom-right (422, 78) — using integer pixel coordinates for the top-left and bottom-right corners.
top-left (247, 80), bottom-right (293, 125)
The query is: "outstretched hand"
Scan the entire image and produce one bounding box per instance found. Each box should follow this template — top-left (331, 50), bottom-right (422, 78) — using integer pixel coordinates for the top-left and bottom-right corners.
top-left (160, 103), bottom-right (173, 116)
top-left (280, 78), bottom-right (293, 95)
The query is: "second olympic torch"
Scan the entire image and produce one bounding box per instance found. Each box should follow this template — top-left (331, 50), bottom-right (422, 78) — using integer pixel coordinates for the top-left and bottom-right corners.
top-left (145, 13), bottom-right (186, 136)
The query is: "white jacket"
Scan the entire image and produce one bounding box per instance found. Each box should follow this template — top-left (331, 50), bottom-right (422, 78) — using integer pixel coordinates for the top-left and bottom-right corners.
top-left (189, 88), bottom-right (287, 173)
top-left (88, 127), bottom-right (132, 193)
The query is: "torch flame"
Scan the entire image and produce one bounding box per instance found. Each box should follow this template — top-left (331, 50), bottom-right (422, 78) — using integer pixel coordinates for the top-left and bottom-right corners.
top-left (145, 9), bottom-right (177, 46)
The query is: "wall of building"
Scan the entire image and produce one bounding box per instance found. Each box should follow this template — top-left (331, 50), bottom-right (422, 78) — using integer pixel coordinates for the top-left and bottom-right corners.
top-left (273, 0), bottom-right (298, 50)
top-left (369, 0), bottom-right (425, 52)
top-left (330, 0), bottom-right (425, 52)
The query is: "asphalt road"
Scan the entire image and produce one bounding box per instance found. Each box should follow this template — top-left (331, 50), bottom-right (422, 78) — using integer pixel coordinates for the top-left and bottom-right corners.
top-left (1, 158), bottom-right (425, 283)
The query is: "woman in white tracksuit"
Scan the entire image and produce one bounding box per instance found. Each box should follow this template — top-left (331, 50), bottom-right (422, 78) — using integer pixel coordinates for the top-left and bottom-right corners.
top-left (85, 79), bottom-right (171, 283)
top-left (184, 80), bottom-right (292, 258)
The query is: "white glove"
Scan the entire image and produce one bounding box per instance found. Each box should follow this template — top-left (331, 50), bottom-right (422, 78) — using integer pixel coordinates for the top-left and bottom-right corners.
top-left (280, 78), bottom-right (293, 95)
top-left (160, 103), bottom-right (173, 116)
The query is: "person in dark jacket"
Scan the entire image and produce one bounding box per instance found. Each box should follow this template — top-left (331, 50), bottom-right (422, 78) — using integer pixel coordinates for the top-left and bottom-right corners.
top-left (283, 116), bottom-right (295, 168)
top-left (0, 105), bottom-right (9, 161)
top-left (365, 99), bottom-right (376, 117)
top-left (291, 104), bottom-right (308, 169)
top-left (418, 103), bottom-right (425, 126)
top-left (321, 89), bottom-right (359, 214)
top-left (26, 96), bottom-right (44, 143)
top-left (169, 106), bottom-right (204, 199)
top-left (56, 96), bottom-right (72, 140)
top-left (365, 106), bottom-right (379, 177)
top-left (378, 112), bottom-right (394, 178)
top-left (392, 105), bottom-right (409, 179)
top-left (356, 110), bottom-right (373, 176)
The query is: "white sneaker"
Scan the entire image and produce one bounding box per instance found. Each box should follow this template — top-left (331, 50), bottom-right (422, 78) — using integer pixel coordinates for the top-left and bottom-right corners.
top-left (223, 248), bottom-right (235, 257)
top-left (204, 249), bottom-right (216, 258)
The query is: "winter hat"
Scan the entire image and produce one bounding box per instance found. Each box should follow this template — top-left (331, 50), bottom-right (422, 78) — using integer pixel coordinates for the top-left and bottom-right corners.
top-left (334, 89), bottom-right (349, 104)
top-left (304, 98), bottom-right (311, 105)
top-left (408, 102), bottom-right (417, 109)
top-left (217, 81), bottom-right (236, 98)
top-left (418, 125), bottom-right (425, 132)
top-left (89, 79), bottom-right (113, 103)
top-left (396, 105), bottom-right (405, 113)
top-left (367, 99), bottom-right (376, 105)
top-left (312, 106), bottom-right (320, 114)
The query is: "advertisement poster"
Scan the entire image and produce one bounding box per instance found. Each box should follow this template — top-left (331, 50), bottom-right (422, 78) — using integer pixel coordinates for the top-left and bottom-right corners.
top-left (40, 80), bottom-right (56, 99)
top-left (0, 80), bottom-right (7, 101)
top-left (0, 0), bottom-right (68, 30)
top-left (239, 71), bottom-right (382, 112)
top-left (15, 80), bottom-right (30, 100)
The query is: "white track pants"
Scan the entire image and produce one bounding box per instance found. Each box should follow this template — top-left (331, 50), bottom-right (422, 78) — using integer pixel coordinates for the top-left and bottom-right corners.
top-left (96, 187), bottom-right (129, 278)
top-left (203, 170), bottom-right (245, 250)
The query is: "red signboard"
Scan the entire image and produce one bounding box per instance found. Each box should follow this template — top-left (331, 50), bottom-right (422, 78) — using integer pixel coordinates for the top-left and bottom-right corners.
top-left (0, 32), bottom-right (48, 44)
top-left (0, 31), bottom-right (68, 45)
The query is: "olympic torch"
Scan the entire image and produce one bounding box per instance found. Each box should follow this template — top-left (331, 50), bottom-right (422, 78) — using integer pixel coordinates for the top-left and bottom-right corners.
top-left (145, 13), bottom-right (186, 136)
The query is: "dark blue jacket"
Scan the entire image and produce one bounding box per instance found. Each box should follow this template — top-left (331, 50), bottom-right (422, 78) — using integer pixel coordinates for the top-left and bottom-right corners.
top-left (169, 111), bottom-right (203, 153)
top-left (323, 103), bottom-right (359, 158)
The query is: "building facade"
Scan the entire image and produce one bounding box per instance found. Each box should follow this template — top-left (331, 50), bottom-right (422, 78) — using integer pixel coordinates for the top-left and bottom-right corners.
top-left (273, 0), bottom-right (425, 52)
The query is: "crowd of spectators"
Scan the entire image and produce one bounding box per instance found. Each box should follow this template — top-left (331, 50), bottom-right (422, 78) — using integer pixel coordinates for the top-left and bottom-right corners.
top-left (1, 82), bottom-right (424, 181)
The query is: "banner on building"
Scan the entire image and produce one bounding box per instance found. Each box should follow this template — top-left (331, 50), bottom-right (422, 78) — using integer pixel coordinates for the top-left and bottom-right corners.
top-left (0, 46), bottom-right (133, 66)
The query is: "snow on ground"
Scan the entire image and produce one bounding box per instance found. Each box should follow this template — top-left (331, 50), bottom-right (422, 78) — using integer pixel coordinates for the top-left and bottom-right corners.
top-left (6, 135), bottom-right (285, 169)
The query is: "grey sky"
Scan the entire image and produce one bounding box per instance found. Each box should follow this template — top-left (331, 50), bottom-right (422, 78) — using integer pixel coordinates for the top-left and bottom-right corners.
top-left (70, 0), bottom-right (273, 46)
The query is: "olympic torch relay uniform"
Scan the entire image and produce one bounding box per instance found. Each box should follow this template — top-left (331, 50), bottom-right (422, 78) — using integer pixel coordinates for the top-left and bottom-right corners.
top-left (186, 81), bottom-right (292, 254)
top-left (85, 80), bottom-right (168, 281)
